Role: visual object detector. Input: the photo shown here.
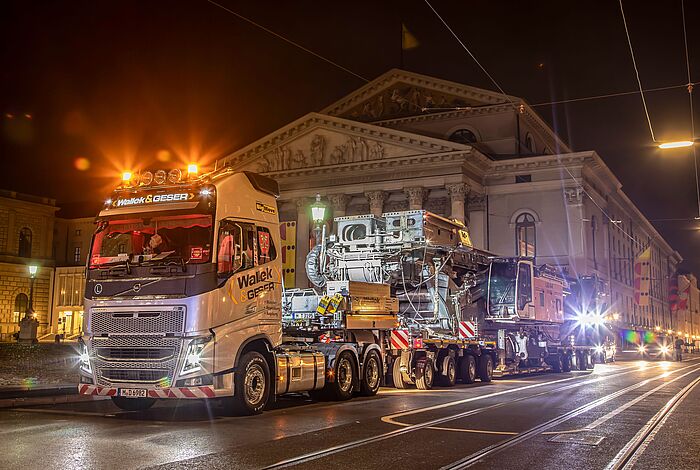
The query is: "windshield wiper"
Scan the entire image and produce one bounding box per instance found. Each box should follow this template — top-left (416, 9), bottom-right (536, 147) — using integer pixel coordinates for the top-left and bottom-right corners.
top-left (99, 259), bottom-right (132, 277)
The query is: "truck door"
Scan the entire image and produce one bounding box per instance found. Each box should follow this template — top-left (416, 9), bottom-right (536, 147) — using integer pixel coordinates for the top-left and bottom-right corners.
top-left (515, 261), bottom-right (535, 319)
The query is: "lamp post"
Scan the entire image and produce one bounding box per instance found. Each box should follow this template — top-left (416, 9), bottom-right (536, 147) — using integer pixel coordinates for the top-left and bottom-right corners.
top-left (310, 194), bottom-right (327, 246)
top-left (27, 264), bottom-right (37, 320)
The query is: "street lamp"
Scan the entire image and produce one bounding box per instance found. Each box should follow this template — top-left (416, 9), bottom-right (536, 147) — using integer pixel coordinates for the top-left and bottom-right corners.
top-left (27, 264), bottom-right (37, 320)
top-left (658, 140), bottom-right (694, 149)
top-left (310, 194), bottom-right (327, 246)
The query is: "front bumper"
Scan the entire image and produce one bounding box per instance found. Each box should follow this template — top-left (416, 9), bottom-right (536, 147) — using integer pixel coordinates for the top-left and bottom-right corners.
top-left (78, 384), bottom-right (219, 399)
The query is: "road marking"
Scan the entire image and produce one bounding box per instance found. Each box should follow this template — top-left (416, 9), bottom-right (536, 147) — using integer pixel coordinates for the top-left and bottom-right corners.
top-left (426, 427), bottom-right (517, 436)
top-left (542, 364), bottom-right (700, 435)
top-left (604, 372), bottom-right (700, 470)
top-left (439, 366), bottom-right (700, 469)
top-left (262, 362), bottom-right (675, 469)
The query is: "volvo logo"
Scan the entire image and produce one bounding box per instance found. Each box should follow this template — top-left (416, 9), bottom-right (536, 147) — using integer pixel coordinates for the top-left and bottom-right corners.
top-left (94, 283), bottom-right (103, 295)
top-left (133, 283), bottom-right (142, 293)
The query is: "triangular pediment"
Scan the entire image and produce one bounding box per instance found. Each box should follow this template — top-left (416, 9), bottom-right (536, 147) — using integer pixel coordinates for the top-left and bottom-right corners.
top-left (219, 112), bottom-right (476, 173)
top-left (321, 68), bottom-right (520, 122)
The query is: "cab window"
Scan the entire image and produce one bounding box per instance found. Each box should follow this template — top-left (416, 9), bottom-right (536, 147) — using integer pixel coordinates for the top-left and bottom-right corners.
top-left (217, 221), bottom-right (256, 276)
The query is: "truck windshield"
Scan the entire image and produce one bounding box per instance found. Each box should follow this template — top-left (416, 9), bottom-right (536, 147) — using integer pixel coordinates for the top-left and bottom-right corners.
top-left (89, 213), bottom-right (212, 268)
top-left (488, 262), bottom-right (516, 313)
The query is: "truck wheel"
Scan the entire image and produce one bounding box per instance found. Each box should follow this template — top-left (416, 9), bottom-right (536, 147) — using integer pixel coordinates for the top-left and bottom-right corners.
top-left (459, 355), bottom-right (477, 384)
top-left (551, 354), bottom-right (563, 373)
top-left (391, 357), bottom-right (409, 389)
top-left (110, 396), bottom-right (156, 411)
top-left (577, 352), bottom-right (587, 371)
top-left (562, 354), bottom-right (572, 372)
top-left (228, 351), bottom-right (270, 415)
top-left (359, 350), bottom-right (381, 396)
top-left (478, 354), bottom-right (493, 382)
top-left (327, 351), bottom-right (356, 400)
top-left (415, 357), bottom-right (434, 390)
top-left (437, 356), bottom-right (457, 387)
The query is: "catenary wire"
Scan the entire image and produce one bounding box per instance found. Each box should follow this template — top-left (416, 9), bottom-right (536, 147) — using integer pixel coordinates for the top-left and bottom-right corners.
top-left (204, 0), bottom-right (369, 83)
top-left (619, 0), bottom-right (657, 142)
top-left (681, 0), bottom-right (700, 218)
top-left (423, 0), bottom-right (519, 111)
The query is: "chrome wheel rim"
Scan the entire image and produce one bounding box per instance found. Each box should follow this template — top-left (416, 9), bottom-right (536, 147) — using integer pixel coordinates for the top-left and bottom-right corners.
top-left (337, 358), bottom-right (353, 392)
top-left (469, 359), bottom-right (476, 379)
top-left (245, 363), bottom-right (265, 406)
top-left (424, 362), bottom-right (433, 385)
top-left (366, 357), bottom-right (379, 389)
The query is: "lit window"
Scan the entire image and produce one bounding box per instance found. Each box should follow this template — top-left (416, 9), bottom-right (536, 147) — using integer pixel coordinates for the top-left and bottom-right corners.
top-left (74, 246), bottom-right (81, 263)
top-left (515, 213), bottom-right (536, 257)
top-left (75, 229), bottom-right (81, 236)
top-left (13, 293), bottom-right (28, 323)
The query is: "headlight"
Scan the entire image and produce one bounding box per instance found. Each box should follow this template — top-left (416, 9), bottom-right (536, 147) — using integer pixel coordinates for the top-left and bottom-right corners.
top-left (638, 345), bottom-right (646, 354)
top-left (180, 337), bottom-right (211, 376)
top-left (79, 341), bottom-right (91, 373)
top-left (660, 346), bottom-right (669, 354)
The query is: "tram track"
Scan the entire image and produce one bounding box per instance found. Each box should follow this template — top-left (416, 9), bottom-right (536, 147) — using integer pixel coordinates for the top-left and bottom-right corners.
top-left (263, 360), bottom-right (700, 469)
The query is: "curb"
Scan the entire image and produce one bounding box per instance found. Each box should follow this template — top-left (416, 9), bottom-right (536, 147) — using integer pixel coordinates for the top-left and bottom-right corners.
top-left (0, 384), bottom-right (77, 400)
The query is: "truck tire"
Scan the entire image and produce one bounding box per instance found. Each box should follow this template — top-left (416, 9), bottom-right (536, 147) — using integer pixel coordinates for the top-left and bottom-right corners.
top-left (437, 356), bottom-right (457, 387)
top-left (415, 357), bottom-right (434, 390)
top-left (391, 357), bottom-right (409, 389)
top-left (577, 352), bottom-right (587, 371)
top-left (551, 354), bottom-right (563, 373)
top-left (478, 354), bottom-right (493, 382)
top-left (227, 351), bottom-right (270, 415)
top-left (459, 355), bottom-right (477, 384)
top-left (562, 354), bottom-right (572, 372)
top-left (110, 396), bottom-right (156, 411)
top-left (359, 350), bottom-right (381, 396)
top-left (326, 351), bottom-right (356, 400)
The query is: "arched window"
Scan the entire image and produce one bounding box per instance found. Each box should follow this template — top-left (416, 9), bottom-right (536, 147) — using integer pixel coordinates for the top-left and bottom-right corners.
top-left (13, 293), bottom-right (28, 323)
top-left (448, 128), bottom-right (478, 145)
top-left (18, 227), bottom-right (32, 258)
top-left (525, 134), bottom-right (536, 153)
top-left (515, 213), bottom-right (536, 257)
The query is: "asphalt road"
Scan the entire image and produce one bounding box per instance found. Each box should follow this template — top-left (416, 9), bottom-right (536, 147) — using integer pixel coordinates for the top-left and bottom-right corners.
top-left (2, 355), bottom-right (699, 470)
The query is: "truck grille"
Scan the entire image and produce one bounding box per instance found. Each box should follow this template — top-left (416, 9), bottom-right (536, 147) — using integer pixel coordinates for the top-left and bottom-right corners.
top-left (88, 305), bottom-right (186, 387)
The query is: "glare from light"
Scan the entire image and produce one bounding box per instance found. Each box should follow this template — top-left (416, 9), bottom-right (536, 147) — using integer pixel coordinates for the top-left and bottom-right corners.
top-left (121, 171), bottom-right (132, 182)
top-left (28, 265), bottom-right (38, 276)
top-left (200, 188), bottom-right (212, 196)
top-left (187, 163), bottom-right (199, 175)
top-left (638, 344), bottom-right (646, 354)
top-left (660, 345), bottom-right (669, 354)
top-left (658, 140), bottom-right (694, 149)
top-left (655, 325), bottom-right (661, 332)
top-left (594, 345), bottom-right (604, 354)
top-left (105, 198), bottom-right (112, 206)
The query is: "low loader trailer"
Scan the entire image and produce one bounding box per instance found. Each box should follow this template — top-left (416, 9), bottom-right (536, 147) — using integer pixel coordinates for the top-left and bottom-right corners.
top-left (78, 167), bottom-right (601, 414)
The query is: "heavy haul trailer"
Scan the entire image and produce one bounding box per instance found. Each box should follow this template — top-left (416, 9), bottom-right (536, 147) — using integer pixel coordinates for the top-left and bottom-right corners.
top-left (78, 168), bottom-right (397, 414)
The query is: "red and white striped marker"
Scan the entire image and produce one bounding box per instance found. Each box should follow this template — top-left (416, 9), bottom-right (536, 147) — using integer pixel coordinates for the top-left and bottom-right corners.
top-left (459, 320), bottom-right (477, 339)
top-left (77, 384), bottom-right (216, 399)
top-left (390, 329), bottom-right (410, 350)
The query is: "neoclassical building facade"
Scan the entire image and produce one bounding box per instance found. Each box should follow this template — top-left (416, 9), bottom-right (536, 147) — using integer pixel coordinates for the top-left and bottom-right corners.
top-left (217, 69), bottom-right (681, 337)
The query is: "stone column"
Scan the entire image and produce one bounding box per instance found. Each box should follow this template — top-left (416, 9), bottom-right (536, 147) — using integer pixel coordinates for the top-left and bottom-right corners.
top-left (446, 183), bottom-right (469, 224)
top-left (328, 194), bottom-right (351, 218)
top-left (294, 198), bottom-right (310, 289)
top-left (467, 194), bottom-right (487, 250)
top-left (365, 190), bottom-right (388, 217)
top-left (404, 187), bottom-right (428, 211)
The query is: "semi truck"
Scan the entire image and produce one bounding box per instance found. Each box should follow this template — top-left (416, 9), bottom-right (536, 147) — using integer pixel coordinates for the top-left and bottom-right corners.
top-left (78, 166), bottom-right (601, 414)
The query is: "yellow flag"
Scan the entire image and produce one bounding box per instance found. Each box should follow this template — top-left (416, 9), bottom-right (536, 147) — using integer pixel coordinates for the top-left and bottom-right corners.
top-left (402, 24), bottom-right (419, 50)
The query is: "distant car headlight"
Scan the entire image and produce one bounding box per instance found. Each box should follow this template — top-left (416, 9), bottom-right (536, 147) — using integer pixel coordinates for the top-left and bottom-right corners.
top-left (638, 345), bottom-right (646, 354)
top-left (595, 345), bottom-right (604, 354)
top-left (660, 346), bottom-right (669, 354)
top-left (79, 341), bottom-right (91, 373)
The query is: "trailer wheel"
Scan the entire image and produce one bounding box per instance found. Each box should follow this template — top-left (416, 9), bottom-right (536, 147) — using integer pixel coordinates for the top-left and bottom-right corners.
top-left (437, 356), bottom-right (457, 387)
top-left (391, 357), bottom-right (409, 389)
top-left (227, 351), bottom-right (271, 415)
top-left (562, 354), bottom-right (572, 372)
top-left (415, 357), bottom-right (434, 390)
top-left (110, 397), bottom-right (156, 411)
top-left (478, 354), bottom-right (493, 382)
top-left (577, 352), bottom-right (587, 371)
top-left (551, 354), bottom-right (563, 373)
top-left (459, 355), bottom-right (477, 384)
top-left (326, 351), bottom-right (356, 401)
top-left (359, 350), bottom-right (381, 396)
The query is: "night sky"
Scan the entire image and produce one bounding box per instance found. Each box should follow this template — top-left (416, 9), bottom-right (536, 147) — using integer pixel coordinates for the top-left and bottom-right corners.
top-left (2, 1), bottom-right (700, 270)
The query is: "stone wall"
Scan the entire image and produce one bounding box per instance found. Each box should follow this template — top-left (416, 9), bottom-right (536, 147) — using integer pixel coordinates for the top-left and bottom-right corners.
top-left (0, 263), bottom-right (52, 339)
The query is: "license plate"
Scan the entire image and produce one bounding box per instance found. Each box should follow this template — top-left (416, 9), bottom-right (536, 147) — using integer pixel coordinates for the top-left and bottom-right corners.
top-left (119, 388), bottom-right (147, 398)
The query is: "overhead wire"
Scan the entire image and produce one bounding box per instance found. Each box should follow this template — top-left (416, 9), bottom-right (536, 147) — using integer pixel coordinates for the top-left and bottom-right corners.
top-left (680, 0), bottom-right (700, 218)
top-left (204, 0), bottom-right (369, 83)
top-left (619, 0), bottom-right (657, 142)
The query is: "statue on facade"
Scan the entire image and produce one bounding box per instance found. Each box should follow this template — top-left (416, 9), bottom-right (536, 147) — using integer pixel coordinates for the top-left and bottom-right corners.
top-left (310, 134), bottom-right (325, 166)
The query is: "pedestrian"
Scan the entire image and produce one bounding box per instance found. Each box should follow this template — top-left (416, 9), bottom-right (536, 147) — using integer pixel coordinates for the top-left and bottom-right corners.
top-left (674, 337), bottom-right (684, 362)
